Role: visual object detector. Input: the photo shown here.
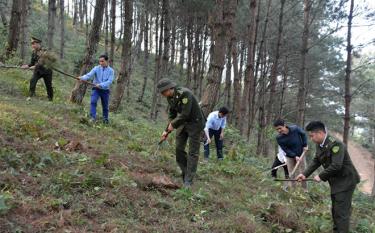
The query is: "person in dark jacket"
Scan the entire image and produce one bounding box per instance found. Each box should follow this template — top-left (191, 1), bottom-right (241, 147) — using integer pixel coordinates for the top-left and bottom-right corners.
top-left (274, 119), bottom-right (308, 189)
top-left (297, 121), bottom-right (360, 233)
top-left (157, 79), bottom-right (205, 188)
top-left (21, 37), bottom-right (53, 101)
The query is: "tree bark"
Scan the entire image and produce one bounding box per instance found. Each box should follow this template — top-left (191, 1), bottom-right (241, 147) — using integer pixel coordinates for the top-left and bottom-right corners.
top-left (0, 0), bottom-right (8, 27)
top-left (5, 0), bottom-right (22, 59)
top-left (278, 55), bottom-right (288, 118)
top-left (231, 42), bottom-right (240, 125)
top-left (150, 1), bottom-right (164, 119)
top-left (73, 0), bottom-right (78, 26)
top-left (223, 40), bottom-right (232, 109)
top-left (110, 0), bottom-right (133, 112)
top-left (104, 0), bottom-right (109, 54)
top-left (186, 19), bottom-right (193, 88)
top-left (343, 0), bottom-right (354, 145)
top-left (138, 11), bottom-right (149, 102)
top-left (239, 0), bottom-right (258, 135)
top-left (60, 0), bottom-right (65, 59)
top-left (296, 0), bottom-right (312, 127)
top-left (47, 0), bottom-right (57, 49)
top-left (179, 25), bottom-right (186, 74)
top-left (266, 0), bottom-right (285, 124)
top-left (70, 0), bottom-right (106, 104)
top-left (109, 0), bottom-right (116, 66)
top-left (200, 0), bottom-right (237, 116)
top-left (20, 0), bottom-right (31, 62)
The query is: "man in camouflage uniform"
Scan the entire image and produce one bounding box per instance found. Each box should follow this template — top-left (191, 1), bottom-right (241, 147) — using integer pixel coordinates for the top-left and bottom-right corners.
top-left (21, 37), bottom-right (53, 101)
top-left (297, 121), bottom-right (360, 233)
top-left (157, 78), bottom-right (205, 188)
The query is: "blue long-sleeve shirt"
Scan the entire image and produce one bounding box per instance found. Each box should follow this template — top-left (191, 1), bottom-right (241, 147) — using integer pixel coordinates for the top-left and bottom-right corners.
top-left (81, 65), bottom-right (114, 90)
top-left (276, 125), bottom-right (307, 158)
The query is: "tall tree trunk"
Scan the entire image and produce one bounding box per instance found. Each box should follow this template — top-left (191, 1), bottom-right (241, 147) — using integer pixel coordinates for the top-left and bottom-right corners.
top-left (186, 19), bottom-right (193, 88)
top-left (278, 55), bottom-right (288, 117)
top-left (223, 40), bottom-right (232, 108)
top-left (73, 0), bottom-right (78, 26)
top-left (136, 8), bottom-right (145, 59)
top-left (199, 26), bottom-right (209, 99)
top-left (20, 0), bottom-right (31, 62)
top-left (47, 0), bottom-right (57, 49)
top-left (109, 0), bottom-right (116, 66)
top-left (60, 0), bottom-right (65, 59)
top-left (5, 0), bottom-right (22, 59)
top-left (70, 0), bottom-right (106, 104)
top-left (266, 0), bottom-right (285, 124)
top-left (256, 45), bottom-right (268, 155)
top-left (201, 0), bottom-right (237, 116)
top-left (138, 11), bottom-right (149, 102)
top-left (0, 0), bottom-right (8, 27)
top-left (110, 0), bottom-right (133, 111)
top-left (239, 0), bottom-right (258, 135)
top-left (231, 42), bottom-right (240, 125)
top-left (170, 20), bottom-right (177, 66)
top-left (161, 0), bottom-right (170, 75)
top-left (150, 1), bottom-right (163, 119)
top-left (84, 0), bottom-right (88, 37)
top-left (296, 0), bottom-right (312, 126)
top-left (192, 23), bottom-right (202, 96)
top-left (104, 0), bottom-right (109, 54)
top-left (79, 0), bottom-right (84, 28)
top-left (343, 0), bottom-right (354, 145)
top-left (179, 25), bottom-right (186, 74)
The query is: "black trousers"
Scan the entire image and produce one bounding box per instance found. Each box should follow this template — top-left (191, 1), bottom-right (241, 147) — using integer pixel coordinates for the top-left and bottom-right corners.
top-left (271, 157), bottom-right (289, 178)
top-left (331, 188), bottom-right (355, 233)
top-left (29, 68), bottom-right (53, 100)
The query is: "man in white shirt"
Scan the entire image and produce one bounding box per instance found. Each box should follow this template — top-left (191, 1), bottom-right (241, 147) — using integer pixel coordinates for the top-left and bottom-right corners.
top-left (204, 107), bottom-right (229, 161)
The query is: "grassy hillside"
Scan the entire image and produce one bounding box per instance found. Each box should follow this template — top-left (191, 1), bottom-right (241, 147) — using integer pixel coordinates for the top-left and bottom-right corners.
top-left (0, 2), bottom-right (374, 233)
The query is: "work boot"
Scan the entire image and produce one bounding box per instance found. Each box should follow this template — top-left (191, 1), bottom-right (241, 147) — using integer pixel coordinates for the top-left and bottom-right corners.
top-left (217, 150), bottom-right (223, 160)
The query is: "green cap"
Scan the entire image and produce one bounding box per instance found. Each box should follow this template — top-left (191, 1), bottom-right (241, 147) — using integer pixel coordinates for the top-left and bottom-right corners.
top-left (31, 36), bottom-right (42, 44)
top-left (157, 78), bottom-right (176, 93)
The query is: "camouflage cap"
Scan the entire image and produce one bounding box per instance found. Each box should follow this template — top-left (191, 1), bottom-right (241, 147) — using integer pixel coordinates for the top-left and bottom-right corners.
top-left (157, 78), bottom-right (177, 93)
top-left (31, 36), bottom-right (42, 44)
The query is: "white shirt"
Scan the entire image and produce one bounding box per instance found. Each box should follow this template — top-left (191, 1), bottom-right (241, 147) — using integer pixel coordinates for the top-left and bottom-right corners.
top-left (277, 146), bottom-right (286, 163)
top-left (320, 132), bottom-right (328, 148)
top-left (204, 111), bottom-right (227, 131)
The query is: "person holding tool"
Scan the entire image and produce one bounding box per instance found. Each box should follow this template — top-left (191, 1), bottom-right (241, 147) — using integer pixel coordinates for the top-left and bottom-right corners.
top-left (273, 119), bottom-right (308, 190)
top-left (296, 121), bottom-right (360, 233)
top-left (157, 78), bottom-right (205, 188)
top-left (21, 36), bottom-right (54, 101)
top-left (78, 54), bottom-right (114, 124)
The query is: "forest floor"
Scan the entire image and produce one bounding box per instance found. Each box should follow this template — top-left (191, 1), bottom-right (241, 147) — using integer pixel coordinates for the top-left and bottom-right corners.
top-left (332, 133), bottom-right (374, 194)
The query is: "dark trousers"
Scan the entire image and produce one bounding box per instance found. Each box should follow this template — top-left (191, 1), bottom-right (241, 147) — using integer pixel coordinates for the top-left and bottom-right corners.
top-left (331, 188), bottom-right (355, 233)
top-left (175, 125), bottom-right (201, 184)
top-left (271, 157), bottom-right (289, 178)
top-left (29, 69), bottom-right (53, 100)
top-left (90, 88), bottom-right (110, 122)
top-left (204, 128), bottom-right (223, 159)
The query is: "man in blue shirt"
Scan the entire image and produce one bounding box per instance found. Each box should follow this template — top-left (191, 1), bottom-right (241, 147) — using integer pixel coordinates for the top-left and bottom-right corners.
top-left (204, 107), bottom-right (229, 161)
top-left (274, 119), bottom-right (308, 189)
top-left (78, 54), bottom-right (114, 123)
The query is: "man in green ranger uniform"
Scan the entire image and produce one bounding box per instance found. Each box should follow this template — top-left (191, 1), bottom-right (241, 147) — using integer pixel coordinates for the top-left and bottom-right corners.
top-left (21, 37), bottom-right (53, 101)
top-left (297, 121), bottom-right (360, 233)
top-left (157, 78), bottom-right (205, 188)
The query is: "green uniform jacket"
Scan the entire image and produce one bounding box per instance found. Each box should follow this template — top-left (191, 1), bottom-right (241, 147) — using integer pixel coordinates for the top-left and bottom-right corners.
top-left (303, 135), bottom-right (360, 194)
top-left (28, 48), bottom-right (51, 74)
top-left (167, 87), bottom-right (205, 132)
